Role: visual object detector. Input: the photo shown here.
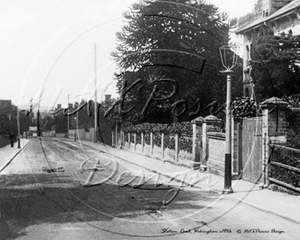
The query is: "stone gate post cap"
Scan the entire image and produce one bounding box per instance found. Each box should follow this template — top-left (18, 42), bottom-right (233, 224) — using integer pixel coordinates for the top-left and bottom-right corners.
top-left (191, 116), bottom-right (205, 124)
top-left (204, 115), bottom-right (221, 124)
top-left (260, 97), bottom-right (289, 109)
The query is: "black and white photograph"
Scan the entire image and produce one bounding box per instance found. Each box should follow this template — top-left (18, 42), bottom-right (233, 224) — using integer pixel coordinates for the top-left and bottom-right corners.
top-left (0, 0), bottom-right (300, 239)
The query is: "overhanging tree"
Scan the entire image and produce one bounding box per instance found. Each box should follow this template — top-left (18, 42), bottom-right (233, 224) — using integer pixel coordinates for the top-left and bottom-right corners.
top-left (250, 32), bottom-right (300, 100)
top-left (111, 0), bottom-right (242, 124)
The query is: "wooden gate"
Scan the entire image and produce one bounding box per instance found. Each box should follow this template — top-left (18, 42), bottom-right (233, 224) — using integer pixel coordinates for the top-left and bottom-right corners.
top-left (241, 117), bottom-right (263, 183)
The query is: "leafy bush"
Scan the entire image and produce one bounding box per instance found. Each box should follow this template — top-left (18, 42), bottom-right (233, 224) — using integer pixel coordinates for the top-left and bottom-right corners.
top-left (153, 132), bottom-right (161, 147)
top-left (122, 121), bottom-right (192, 150)
top-left (270, 147), bottom-right (300, 188)
top-left (231, 97), bottom-right (258, 123)
top-left (144, 133), bottom-right (150, 145)
top-left (164, 135), bottom-right (175, 150)
top-left (122, 121), bottom-right (192, 136)
top-left (286, 112), bottom-right (300, 148)
top-left (282, 94), bottom-right (300, 108)
top-left (270, 165), bottom-right (300, 188)
top-left (281, 94), bottom-right (300, 148)
top-left (179, 136), bottom-right (193, 153)
top-left (167, 122), bottom-right (192, 136)
top-left (136, 132), bottom-right (141, 144)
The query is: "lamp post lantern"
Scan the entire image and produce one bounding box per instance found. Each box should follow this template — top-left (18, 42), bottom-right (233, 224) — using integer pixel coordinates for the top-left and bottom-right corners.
top-left (219, 45), bottom-right (239, 194)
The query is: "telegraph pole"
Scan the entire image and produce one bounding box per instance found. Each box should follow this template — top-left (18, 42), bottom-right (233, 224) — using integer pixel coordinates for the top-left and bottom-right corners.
top-left (17, 105), bottom-right (21, 148)
top-left (67, 94), bottom-right (69, 138)
top-left (37, 110), bottom-right (40, 137)
top-left (94, 43), bottom-right (98, 143)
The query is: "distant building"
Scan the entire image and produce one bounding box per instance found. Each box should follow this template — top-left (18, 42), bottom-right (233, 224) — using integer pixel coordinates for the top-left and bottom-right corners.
top-left (0, 100), bottom-right (14, 134)
top-left (0, 99), bottom-right (13, 118)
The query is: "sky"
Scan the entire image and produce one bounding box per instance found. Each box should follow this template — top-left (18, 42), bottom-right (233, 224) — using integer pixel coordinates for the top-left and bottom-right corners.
top-left (0, 0), bottom-right (255, 110)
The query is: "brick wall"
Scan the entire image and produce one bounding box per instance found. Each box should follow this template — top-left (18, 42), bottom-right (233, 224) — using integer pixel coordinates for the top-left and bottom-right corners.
top-left (286, 111), bottom-right (300, 148)
top-left (233, 127), bottom-right (239, 173)
top-left (207, 132), bottom-right (226, 176)
top-left (268, 109), bottom-right (287, 137)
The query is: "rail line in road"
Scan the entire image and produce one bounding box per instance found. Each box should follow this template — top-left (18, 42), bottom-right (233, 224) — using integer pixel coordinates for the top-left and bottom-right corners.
top-left (1, 137), bottom-right (299, 239)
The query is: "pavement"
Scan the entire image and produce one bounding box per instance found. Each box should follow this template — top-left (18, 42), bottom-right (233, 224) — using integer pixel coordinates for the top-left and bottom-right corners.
top-left (1, 137), bottom-right (300, 226)
top-left (0, 138), bottom-right (31, 172)
top-left (77, 139), bottom-right (300, 226)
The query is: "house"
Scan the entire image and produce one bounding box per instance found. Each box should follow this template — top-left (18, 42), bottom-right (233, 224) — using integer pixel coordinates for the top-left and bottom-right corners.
top-left (235, 0), bottom-right (300, 98)
top-left (0, 99), bottom-right (13, 119)
top-left (0, 100), bottom-right (13, 133)
top-left (0, 100), bottom-right (16, 136)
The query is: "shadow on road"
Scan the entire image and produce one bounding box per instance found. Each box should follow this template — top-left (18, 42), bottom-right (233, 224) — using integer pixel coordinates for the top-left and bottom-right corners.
top-left (0, 171), bottom-right (218, 239)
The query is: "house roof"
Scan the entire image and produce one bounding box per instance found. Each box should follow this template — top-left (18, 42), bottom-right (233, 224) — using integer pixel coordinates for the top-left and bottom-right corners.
top-left (0, 100), bottom-right (13, 115)
top-left (236, 0), bottom-right (300, 34)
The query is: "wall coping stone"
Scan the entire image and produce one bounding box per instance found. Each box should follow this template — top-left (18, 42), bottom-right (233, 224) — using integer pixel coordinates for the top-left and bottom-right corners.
top-left (207, 132), bottom-right (225, 140)
top-left (260, 97), bottom-right (289, 109)
top-left (192, 115), bottom-right (220, 124)
top-left (288, 106), bottom-right (300, 113)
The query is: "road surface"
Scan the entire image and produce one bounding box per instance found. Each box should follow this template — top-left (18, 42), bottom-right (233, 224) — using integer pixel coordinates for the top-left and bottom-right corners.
top-left (0, 137), bottom-right (298, 239)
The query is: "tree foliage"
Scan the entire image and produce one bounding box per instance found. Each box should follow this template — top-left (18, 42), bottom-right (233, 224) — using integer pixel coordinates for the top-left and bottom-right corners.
top-left (250, 32), bottom-right (300, 101)
top-left (54, 112), bottom-right (68, 133)
top-left (40, 115), bottom-right (55, 131)
top-left (252, 0), bottom-right (262, 14)
top-left (236, 0), bottom-right (262, 28)
top-left (111, 0), bottom-right (242, 124)
top-left (231, 97), bottom-right (258, 123)
top-left (282, 93), bottom-right (300, 108)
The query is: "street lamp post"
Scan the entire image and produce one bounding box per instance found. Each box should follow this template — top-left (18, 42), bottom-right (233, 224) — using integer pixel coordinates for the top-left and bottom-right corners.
top-left (25, 116), bottom-right (28, 139)
top-left (74, 109), bottom-right (78, 142)
top-left (67, 94), bottom-right (70, 138)
top-left (25, 99), bottom-right (33, 139)
top-left (219, 45), bottom-right (238, 194)
top-left (94, 43), bottom-right (98, 143)
top-left (37, 110), bottom-right (40, 137)
top-left (17, 106), bottom-right (21, 148)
